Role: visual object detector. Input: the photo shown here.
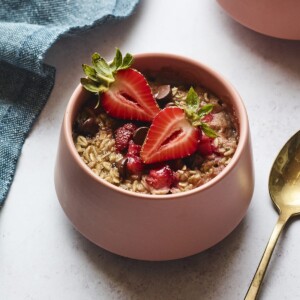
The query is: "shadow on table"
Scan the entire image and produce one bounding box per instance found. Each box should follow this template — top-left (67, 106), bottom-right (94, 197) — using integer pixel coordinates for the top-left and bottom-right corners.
top-left (69, 216), bottom-right (249, 300)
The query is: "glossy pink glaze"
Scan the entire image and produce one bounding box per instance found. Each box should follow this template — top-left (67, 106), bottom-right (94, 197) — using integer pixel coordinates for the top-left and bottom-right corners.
top-left (54, 54), bottom-right (254, 261)
top-left (217, 0), bottom-right (300, 40)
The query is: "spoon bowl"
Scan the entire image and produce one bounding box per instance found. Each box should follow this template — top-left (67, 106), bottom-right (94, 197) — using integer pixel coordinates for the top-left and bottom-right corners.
top-left (269, 133), bottom-right (300, 213)
top-left (246, 130), bottom-right (300, 299)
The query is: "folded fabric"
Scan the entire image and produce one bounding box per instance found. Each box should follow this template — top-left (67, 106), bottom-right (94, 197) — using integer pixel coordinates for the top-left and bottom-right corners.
top-left (0, 0), bottom-right (140, 206)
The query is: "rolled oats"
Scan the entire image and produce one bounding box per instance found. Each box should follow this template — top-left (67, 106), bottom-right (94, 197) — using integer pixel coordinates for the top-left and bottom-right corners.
top-left (74, 84), bottom-right (238, 195)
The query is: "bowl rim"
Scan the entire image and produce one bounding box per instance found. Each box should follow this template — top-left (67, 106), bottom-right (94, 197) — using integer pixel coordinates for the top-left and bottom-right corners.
top-left (63, 52), bottom-right (250, 200)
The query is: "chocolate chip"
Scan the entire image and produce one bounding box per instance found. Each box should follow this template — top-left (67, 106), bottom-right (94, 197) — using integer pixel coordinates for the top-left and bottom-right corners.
top-left (133, 127), bottom-right (149, 145)
top-left (168, 159), bottom-right (185, 170)
top-left (154, 85), bottom-right (172, 101)
top-left (84, 107), bottom-right (96, 118)
top-left (79, 117), bottom-right (99, 136)
top-left (85, 96), bottom-right (102, 114)
top-left (117, 157), bottom-right (128, 179)
top-left (183, 154), bottom-right (204, 169)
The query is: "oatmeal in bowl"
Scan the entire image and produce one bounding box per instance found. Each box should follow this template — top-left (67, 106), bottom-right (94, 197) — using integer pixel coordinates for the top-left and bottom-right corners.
top-left (73, 49), bottom-right (239, 195)
top-left (54, 50), bottom-right (254, 260)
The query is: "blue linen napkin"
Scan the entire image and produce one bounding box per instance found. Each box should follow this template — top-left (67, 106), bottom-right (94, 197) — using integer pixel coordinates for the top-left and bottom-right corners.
top-left (0, 0), bottom-right (140, 206)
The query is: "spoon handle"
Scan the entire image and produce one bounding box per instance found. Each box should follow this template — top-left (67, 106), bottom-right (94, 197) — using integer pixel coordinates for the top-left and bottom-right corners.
top-left (245, 212), bottom-right (290, 300)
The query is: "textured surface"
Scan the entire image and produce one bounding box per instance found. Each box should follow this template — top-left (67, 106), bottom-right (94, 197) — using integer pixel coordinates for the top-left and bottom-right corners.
top-left (0, 0), bottom-right (139, 205)
top-left (1, 0), bottom-right (300, 299)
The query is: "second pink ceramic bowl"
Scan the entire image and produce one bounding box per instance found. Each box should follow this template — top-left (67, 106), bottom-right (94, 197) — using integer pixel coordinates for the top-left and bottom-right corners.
top-left (217, 0), bottom-right (300, 40)
top-left (54, 53), bottom-right (254, 261)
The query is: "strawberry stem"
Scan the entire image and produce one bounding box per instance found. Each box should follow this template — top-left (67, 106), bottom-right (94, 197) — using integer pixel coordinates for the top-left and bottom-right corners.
top-left (81, 48), bottom-right (133, 94)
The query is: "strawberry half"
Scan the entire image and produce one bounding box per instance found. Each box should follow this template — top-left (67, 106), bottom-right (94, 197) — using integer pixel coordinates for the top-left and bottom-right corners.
top-left (80, 48), bottom-right (160, 122)
top-left (101, 69), bottom-right (160, 121)
top-left (141, 107), bottom-right (200, 164)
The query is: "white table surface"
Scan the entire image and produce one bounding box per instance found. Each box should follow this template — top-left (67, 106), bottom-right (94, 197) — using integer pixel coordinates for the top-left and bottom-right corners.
top-left (1, 1), bottom-right (300, 299)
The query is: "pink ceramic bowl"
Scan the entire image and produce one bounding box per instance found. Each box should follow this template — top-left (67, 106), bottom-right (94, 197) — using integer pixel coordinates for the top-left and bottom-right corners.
top-left (54, 53), bottom-right (254, 261)
top-left (217, 0), bottom-right (300, 40)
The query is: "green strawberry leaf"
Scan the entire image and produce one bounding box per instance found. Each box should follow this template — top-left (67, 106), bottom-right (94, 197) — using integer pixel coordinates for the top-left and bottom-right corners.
top-left (91, 53), bottom-right (103, 72)
top-left (82, 64), bottom-right (98, 81)
top-left (120, 53), bottom-right (133, 70)
top-left (110, 48), bottom-right (123, 71)
top-left (80, 78), bottom-right (108, 93)
top-left (115, 48), bottom-right (123, 69)
top-left (92, 53), bottom-right (113, 78)
top-left (81, 49), bottom-right (133, 96)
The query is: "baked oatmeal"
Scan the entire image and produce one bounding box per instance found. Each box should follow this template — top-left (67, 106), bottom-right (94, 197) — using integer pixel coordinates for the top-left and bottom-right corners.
top-left (73, 49), bottom-right (238, 195)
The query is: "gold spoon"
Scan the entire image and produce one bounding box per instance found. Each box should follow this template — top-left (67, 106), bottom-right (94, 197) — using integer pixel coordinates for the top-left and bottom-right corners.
top-left (245, 130), bottom-right (300, 300)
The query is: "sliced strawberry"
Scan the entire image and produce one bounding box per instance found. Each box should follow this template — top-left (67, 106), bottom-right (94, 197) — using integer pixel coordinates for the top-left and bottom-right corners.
top-left (101, 69), bottom-right (160, 121)
top-left (81, 49), bottom-right (160, 122)
top-left (141, 107), bottom-right (200, 164)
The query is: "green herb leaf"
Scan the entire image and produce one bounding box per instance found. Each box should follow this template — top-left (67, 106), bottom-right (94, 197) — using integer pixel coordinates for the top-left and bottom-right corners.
top-left (183, 86), bottom-right (217, 138)
top-left (198, 104), bottom-right (213, 118)
top-left (186, 87), bottom-right (200, 111)
top-left (185, 108), bottom-right (194, 119)
top-left (201, 123), bottom-right (218, 138)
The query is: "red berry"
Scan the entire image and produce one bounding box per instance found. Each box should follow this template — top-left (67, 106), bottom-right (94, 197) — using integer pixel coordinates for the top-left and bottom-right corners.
top-left (127, 140), bottom-right (141, 156)
top-left (126, 155), bottom-right (143, 175)
top-left (122, 123), bottom-right (137, 132)
top-left (198, 139), bottom-right (213, 156)
top-left (146, 165), bottom-right (176, 190)
top-left (197, 134), bottom-right (215, 156)
top-left (115, 123), bottom-right (137, 152)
